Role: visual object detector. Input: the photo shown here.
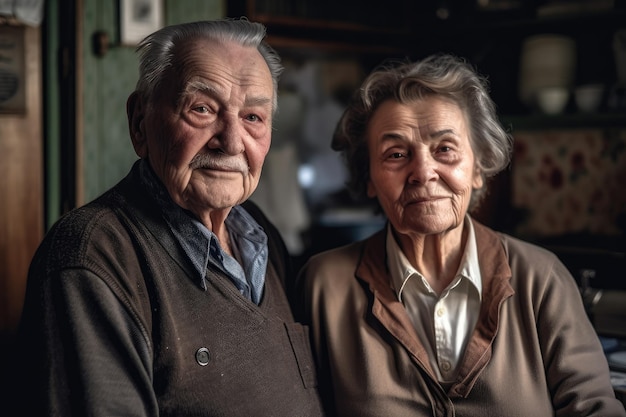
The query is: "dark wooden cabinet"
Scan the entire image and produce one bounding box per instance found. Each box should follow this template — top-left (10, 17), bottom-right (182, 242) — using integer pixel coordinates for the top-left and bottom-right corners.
top-left (227, 0), bottom-right (414, 55)
top-left (229, 1), bottom-right (626, 128)
top-left (229, 1), bottom-right (626, 266)
top-left (415, 6), bottom-right (626, 125)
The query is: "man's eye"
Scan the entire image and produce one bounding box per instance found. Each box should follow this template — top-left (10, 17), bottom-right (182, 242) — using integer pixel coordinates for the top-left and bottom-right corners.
top-left (245, 114), bottom-right (260, 122)
top-left (192, 106), bottom-right (209, 113)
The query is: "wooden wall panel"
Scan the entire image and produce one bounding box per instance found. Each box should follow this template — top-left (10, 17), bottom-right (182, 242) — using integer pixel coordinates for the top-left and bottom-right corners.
top-left (0, 24), bottom-right (43, 337)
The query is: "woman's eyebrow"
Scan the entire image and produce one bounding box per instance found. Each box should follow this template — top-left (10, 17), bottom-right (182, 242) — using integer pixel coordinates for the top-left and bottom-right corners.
top-left (430, 128), bottom-right (456, 138)
top-left (377, 132), bottom-right (406, 144)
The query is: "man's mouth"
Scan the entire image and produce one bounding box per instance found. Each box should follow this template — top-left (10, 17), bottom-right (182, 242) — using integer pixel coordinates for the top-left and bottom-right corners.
top-left (190, 154), bottom-right (249, 173)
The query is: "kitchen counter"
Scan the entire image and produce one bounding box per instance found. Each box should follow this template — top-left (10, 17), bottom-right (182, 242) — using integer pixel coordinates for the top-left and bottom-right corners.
top-left (601, 336), bottom-right (626, 406)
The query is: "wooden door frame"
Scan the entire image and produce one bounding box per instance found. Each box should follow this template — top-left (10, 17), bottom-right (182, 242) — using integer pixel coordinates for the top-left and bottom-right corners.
top-left (58, 0), bottom-right (83, 213)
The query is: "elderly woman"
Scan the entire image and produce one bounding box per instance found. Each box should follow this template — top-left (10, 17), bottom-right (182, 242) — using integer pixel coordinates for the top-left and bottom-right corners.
top-left (297, 54), bottom-right (625, 416)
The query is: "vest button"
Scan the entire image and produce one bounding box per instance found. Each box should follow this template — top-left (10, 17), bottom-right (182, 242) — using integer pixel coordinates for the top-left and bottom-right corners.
top-left (195, 347), bottom-right (210, 366)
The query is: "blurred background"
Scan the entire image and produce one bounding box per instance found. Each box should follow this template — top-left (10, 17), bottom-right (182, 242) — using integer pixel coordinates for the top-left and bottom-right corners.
top-left (1, 1), bottom-right (626, 395)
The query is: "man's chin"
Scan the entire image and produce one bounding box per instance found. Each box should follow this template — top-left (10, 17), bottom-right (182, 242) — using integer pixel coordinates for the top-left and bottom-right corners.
top-left (199, 191), bottom-right (249, 209)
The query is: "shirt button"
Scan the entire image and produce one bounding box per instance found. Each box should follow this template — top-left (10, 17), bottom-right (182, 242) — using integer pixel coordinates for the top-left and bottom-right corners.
top-left (195, 347), bottom-right (210, 366)
top-left (441, 360), bottom-right (451, 372)
top-left (436, 307), bottom-right (445, 317)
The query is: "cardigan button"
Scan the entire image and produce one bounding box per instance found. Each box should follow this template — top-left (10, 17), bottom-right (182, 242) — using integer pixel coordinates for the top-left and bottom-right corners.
top-left (195, 347), bottom-right (210, 366)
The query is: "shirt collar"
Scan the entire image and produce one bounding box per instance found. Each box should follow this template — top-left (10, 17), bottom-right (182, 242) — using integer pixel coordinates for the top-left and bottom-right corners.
top-left (138, 160), bottom-right (209, 284)
top-left (137, 159), bottom-right (267, 302)
top-left (459, 217), bottom-right (482, 298)
top-left (386, 215), bottom-right (482, 301)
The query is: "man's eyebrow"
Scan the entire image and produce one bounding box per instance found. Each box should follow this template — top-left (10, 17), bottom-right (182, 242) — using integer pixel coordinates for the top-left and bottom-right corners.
top-left (183, 80), bottom-right (216, 96)
top-left (181, 80), bottom-right (271, 108)
top-left (245, 95), bottom-right (272, 108)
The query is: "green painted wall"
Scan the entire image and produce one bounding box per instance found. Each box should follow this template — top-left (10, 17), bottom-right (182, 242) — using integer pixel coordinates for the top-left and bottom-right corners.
top-left (44, 0), bottom-right (61, 227)
top-left (79, 0), bottom-right (225, 204)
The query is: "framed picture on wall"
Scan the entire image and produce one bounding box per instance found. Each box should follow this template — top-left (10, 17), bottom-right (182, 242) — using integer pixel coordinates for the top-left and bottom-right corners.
top-left (0, 25), bottom-right (26, 114)
top-left (120, 0), bottom-right (163, 45)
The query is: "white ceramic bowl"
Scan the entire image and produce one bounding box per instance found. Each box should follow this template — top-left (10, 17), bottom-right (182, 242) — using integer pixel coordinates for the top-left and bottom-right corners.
top-left (575, 84), bottom-right (604, 113)
top-left (519, 35), bottom-right (577, 106)
top-left (536, 87), bottom-right (569, 115)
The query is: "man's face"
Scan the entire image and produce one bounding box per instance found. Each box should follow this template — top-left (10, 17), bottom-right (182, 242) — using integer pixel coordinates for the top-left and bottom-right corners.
top-left (130, 39), bottom-right (274, 220)
top-left (366, 96), bottom-right (483, 238)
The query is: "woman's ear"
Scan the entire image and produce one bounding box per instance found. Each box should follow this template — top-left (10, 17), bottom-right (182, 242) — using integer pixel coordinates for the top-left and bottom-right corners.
top-left (127, 92), bottom-right (148, 158)
top-left (472, 165), bottom-right (484, 189)
top-left (366, 180), bottom-right (377, 198)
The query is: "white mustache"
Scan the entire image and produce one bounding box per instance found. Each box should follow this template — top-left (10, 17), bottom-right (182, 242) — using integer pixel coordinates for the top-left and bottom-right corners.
top-left (189, 153), bottom-right (249, 173)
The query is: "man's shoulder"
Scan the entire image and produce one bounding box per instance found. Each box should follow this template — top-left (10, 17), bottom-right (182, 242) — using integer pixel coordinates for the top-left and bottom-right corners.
top-left (36, 187), bottom-right (140, 269)
top-left (54, 186), bottom-right (126, 231)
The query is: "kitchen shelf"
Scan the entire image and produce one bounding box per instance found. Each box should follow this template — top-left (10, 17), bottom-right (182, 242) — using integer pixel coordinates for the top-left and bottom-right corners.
top-left (501, 112), bottom-right (626, 131)
top-left (228, 0), bottom-right (414, 54)
top-left (425, 8), bottom-right (626, 35)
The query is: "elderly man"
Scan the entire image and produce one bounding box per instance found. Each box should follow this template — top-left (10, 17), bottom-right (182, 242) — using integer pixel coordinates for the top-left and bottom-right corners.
top-left (12, 19), bottom-right (323, 416)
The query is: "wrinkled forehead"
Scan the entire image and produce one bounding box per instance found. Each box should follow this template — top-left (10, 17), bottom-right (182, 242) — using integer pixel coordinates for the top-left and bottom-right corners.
top-left (172, 38), bottom-right (273, 101)
top-left (179, 39), bottom-right (270, 79)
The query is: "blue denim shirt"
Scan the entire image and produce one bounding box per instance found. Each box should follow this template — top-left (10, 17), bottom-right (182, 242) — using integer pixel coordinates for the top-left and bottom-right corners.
top-left (138, 159), bottom-right (267, 304)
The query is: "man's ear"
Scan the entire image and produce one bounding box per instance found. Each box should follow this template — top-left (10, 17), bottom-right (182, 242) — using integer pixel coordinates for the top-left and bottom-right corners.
top-left (127, 91), bottom-right (148, 158)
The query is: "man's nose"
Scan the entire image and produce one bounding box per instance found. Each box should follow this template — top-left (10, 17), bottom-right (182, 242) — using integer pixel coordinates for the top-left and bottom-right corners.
top-left (211, 115), bottom-right (245, 155)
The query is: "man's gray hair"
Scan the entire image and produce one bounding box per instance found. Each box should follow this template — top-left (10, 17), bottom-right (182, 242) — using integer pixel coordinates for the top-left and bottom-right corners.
top-left (134, 18), bottom-right (283, 113)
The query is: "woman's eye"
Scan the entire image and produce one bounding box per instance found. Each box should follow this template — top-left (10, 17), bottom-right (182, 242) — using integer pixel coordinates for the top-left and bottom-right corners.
top-left (390, 152), bottom-right (405, 159)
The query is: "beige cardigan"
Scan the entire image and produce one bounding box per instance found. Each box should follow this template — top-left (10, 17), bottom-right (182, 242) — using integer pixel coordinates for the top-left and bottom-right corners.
top-left (298, 219), bottom-right (625, 416)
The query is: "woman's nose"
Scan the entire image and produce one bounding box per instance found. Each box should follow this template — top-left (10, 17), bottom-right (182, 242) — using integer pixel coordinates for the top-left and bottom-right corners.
top-left (407, 152), bottom-right (438, 184)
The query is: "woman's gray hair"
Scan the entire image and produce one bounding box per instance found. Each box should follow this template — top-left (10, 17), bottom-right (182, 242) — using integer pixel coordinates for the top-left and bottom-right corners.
top-left (134, 18), bottom-right (283, 113)
top-left (332, 53), bottom-right (513, 211)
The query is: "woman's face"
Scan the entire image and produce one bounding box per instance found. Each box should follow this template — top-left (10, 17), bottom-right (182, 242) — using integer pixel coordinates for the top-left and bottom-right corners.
top-left (129, 39), bottom-right (274, 220)
top-left (366, 96), bottom-right (483, 238)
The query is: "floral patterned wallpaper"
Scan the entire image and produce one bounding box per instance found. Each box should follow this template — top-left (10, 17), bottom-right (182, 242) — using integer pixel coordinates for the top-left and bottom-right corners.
top-left (512, 128), bottom-right (626, 238)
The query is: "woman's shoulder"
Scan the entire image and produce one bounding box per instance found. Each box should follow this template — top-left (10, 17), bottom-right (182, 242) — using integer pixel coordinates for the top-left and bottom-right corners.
top-left (498, 232), bottom-right (561, 265)
top-left (496, 232), bottom-right (579, 296)
top-left (304, 241), bottom-right (365, 274)
top-left (297, 240), bottom-right (372, 313)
